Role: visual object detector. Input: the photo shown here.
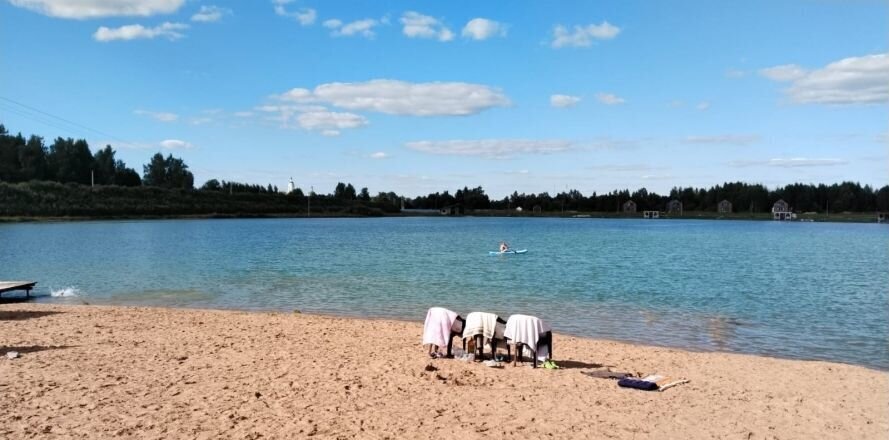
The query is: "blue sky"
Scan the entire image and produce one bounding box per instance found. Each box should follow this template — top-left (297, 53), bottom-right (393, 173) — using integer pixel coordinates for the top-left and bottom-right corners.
top-left (1, 0), bottom-right (886, 197)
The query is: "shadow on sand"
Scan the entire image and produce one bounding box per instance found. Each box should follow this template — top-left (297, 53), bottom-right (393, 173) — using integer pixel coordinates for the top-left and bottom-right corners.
top-left (0, 310), bottom-right (63, 321)
top-left (1, 345), bottom-right (74, 354)
top-left (554, 360), bottom-right (609, 369)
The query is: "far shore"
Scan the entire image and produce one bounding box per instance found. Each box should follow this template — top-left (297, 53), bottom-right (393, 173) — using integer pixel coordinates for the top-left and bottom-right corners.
top-left (1, 303), bottom-right (886, 439)
top-left (0, 209), bottom-right (881, 224)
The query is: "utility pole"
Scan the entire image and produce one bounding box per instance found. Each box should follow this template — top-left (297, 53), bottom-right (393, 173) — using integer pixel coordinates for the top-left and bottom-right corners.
top-left (90, 169), bottom-right (94, 188)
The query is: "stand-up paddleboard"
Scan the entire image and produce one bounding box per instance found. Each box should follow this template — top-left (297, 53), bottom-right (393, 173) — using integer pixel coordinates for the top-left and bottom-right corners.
top-left (489, 249), bottom-right (528, 255)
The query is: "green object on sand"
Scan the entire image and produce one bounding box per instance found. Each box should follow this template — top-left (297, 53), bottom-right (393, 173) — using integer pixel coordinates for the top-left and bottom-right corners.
top-left (543, 360), bottom-right (560, 369)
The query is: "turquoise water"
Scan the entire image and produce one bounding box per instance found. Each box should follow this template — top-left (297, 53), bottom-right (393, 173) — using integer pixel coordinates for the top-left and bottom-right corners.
top-left (1, 217), bottom-right (887, 369)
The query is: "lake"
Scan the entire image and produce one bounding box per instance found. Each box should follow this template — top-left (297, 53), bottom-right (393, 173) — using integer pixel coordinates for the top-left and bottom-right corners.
top-left (1, 217), bottom-right (887, 369)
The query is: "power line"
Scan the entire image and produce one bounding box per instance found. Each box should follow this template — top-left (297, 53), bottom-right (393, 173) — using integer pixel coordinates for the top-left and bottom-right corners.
top-left (0, 96), bottom-right (140, 149)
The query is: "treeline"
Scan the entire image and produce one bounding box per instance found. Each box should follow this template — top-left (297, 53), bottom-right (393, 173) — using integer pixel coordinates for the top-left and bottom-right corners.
top-left (0, 125), bottom-right (142, 186)
top-left (0, 181), bottom-right (399, 218)
top-left (1, 123), bottom-right (887, 218)
top-left (406, 182), bottom-right (889, 213)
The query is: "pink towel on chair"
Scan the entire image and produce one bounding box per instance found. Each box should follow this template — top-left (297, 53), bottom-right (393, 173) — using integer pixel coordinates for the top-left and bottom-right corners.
top-left (422, 307), bottom-right (459, 348)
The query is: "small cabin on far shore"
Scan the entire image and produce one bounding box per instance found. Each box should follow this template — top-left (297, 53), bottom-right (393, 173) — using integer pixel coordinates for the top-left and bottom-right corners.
top-left (666, 199), bottom-right (683, 215)
top-left (772, 199), bottom-right (793, 221)
top-left (718, 199), bottom-right (732, 213)
top-left (878, 212), bottom-right (887, 223)
top-left (622, 200), bottom-right (637, 213)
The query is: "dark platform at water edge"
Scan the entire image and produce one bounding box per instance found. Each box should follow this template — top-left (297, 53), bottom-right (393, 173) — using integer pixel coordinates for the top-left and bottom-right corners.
top-left (0, 281), bottom-right (37, 299)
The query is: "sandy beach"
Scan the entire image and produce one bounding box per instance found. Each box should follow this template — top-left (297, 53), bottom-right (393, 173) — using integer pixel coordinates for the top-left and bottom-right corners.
top-left (1, 303), bottom-right (886, 439)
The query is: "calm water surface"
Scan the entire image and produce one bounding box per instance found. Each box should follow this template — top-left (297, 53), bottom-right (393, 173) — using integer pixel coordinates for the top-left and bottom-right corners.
top-left (1, 217), bottom-right (887, 369)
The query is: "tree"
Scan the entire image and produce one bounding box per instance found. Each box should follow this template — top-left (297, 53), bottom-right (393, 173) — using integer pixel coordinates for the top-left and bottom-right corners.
top-left (93, 145), bottom-right (117, 185)
top-left (0, 129), bottom-right (24, 182)
top-left (143, 153), bottom-right (167, 187)
top-left (165, 155), bottom-right (194, 189)
top-left (18, 135), bottom-right (48, 181)
top-left (143, 153), bottom-right (194, 189)
top-left (334, 182), bottom-right (347, 199)
top-left (345, 183), bottom-right (356, 200)
top-left (114, 165), bottom-right (142, 187)
top-left (359, 187), bottom-right (370, 201)
top-left (47, 137), bottom-right (93, 184)
top-left (201, 179), bottom-right (222, 191)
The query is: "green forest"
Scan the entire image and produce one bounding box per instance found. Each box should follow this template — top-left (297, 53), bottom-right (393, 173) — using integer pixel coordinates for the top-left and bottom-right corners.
top-left (1, 123), bottom-right (887, 220)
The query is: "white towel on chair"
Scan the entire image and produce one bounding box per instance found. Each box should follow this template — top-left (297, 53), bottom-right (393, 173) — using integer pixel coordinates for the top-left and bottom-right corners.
top-left (462, 312), bottom-right (499, 341)
top-left (422, 307), bottom-right (458, 348)
top-left (504, 314), bottom-right (552, 358)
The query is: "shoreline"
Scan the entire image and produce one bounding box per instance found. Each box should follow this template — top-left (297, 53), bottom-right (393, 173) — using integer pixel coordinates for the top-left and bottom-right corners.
top-left (0, 210), bottom-right (882, 224)
top-left (1, 303), bottom-right (886, 439)
top-left (14, 297), bottom-right (889, 372)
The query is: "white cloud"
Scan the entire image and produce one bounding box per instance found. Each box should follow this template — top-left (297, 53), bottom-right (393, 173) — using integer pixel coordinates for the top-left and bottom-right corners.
top-left (369, 151), bottom-right (389, 159)
top-left (94, 22), bottom-right (188, 42)
top-left (461, 18), bottom-right (506, 40)
top-left (295, 9), bottom-right (316, 25)
top-left (9, 0), bottom-right (184, 19)
top-left (400, 11), bottom-right (453, 42)
top-left (550, 94), bottom-right (581, 108)
top-left (278, 87), bottom-right (314, 102)
top-left (295, 110), bottom-right (368, 136)
top-left (322, 19), bottom-right (342, 28)
top-left (696, 101), bottom-right (711, 111)
top-left (324, 18), bottom-right (379, 38)
top-left (759, 64), bottom-right (807, 81)
top-left (191, 5), bottom-right (230, 23)
top-left (595, 93), bottom-right (625, 105)
top-left (272, 0), bottom-right (315, 26)
top-left (551, 22), bottom-right (620, 48)
top-left (160, 139), bottom-right (194, 149)
top-left (729, 158), bottom-right (848, 168)
top-left (405, 139), bottom-right (574, 159)
top-left (683, 135), bottom-right (761, 146)
top-left (134, 109), bottom-right (179, 122)
top-left (277, 79), bottom-right (509, 116)
top-left (760, 53), bottom-right (889, 104)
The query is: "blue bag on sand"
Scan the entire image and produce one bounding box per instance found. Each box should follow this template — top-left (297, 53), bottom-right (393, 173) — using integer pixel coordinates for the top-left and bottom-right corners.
top-left (617, 378), bottom-right (658, 391)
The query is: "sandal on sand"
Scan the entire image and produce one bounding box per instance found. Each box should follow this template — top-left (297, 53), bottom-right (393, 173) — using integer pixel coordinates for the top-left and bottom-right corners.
top-left (543, 360), bottom-right (560, 369)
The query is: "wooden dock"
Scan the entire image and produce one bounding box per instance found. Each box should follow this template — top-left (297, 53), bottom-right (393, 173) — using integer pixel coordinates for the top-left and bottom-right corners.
top-left (0, 281), bottom-right (37, 298)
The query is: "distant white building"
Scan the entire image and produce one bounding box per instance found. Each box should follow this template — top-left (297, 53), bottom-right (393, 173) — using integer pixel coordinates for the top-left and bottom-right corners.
top-left (287, 177), bottom-right (295, 194)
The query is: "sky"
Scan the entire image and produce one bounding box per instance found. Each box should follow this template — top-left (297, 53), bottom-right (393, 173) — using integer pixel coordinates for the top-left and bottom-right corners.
top-left (0, 0), bottom-right (887, 198)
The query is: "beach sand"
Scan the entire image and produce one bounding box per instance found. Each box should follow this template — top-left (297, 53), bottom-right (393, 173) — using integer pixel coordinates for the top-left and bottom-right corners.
top-left (1, 304), bottom-right (886, 439)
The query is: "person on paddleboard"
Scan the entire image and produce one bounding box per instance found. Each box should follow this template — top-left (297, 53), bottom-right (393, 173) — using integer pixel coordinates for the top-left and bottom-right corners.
top-left (499, 241), bottom-right (510, 252)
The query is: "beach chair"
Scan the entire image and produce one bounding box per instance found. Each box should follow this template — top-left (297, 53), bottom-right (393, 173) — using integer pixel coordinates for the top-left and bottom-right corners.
top-left (422, 307), bottom-right (465, 358)
top-left (461, 312), bottom-right (510, 361)
top-left (504, 314), bottom-right (553, 368)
